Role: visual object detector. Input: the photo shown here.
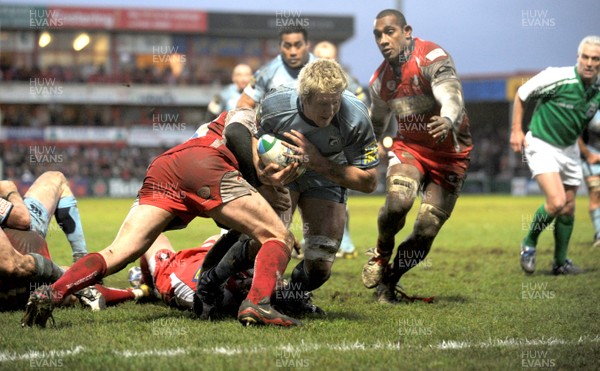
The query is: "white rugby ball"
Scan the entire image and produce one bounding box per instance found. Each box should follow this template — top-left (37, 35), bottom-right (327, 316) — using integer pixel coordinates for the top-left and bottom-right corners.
top-left (257, 134), bottom-right (294, 167)
top-left (257, 134), bottom-right (305, 176)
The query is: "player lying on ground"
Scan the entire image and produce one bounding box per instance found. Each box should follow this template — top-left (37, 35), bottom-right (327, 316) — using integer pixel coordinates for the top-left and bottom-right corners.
top-left (21, 108), bottom-right (303, 328)
top-left (1, 228), bottom-right (148, 315)
top-left (128, 233), bottom-right (256, 318)
top-left (130, 230), bottom-right (317, 321)
top-left (1, 171), bottom-right (88, 262)
top-left (0, 228), bottom-right (64, 311)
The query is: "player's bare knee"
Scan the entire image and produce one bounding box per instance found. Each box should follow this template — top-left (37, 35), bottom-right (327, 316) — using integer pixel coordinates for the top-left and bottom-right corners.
top-left (37, 171), bottom-right (65, 186)
top-left (414, 203), bottom-right (449, 239)
top-left (386, 175), bottom-right (418, 213)
top-left (546, 197), bottom-right (567, 215)
top-left (559, 202), bottom-right (576, 216)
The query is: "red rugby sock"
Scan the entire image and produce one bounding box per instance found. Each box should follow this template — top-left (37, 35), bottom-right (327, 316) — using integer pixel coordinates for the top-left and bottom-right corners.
top-left (51, 253), bottom-right (107, 305)
top-left (246, 240), bottom-right (290, 304)
top-left (94, 284), bottom-right (135, 305)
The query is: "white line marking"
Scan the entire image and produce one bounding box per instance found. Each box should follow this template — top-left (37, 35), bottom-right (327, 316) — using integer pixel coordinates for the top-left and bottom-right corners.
top-left (114, 348), bottom-right (187, 358)
top-left (433, 335), bottom-right (600, 350)
top-left (0, 346), bottom-right (84, 362)
top-left (1, 336), bottom-right (598, 362)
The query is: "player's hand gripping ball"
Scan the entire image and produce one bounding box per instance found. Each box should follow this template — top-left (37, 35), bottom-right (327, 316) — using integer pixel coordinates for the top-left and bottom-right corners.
top-left (257, 134), bottom-right (305, 176)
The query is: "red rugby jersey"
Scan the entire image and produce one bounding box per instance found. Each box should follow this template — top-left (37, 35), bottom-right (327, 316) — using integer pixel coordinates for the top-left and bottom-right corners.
top-left (370, 38), bottom-right (472, 154)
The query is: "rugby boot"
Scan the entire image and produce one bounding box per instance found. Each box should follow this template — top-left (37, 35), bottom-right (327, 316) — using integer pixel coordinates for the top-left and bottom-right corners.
top-left (238, 298), bottom-right (302, 327)
top-left (21, 285), bottom-right (55, 328)
top-left (552, 259), bottom-right (583, 275)
top-left (362, 247), bottom-right (391, 288)
top-left (193, 268), bottom-right (224, 320)
top-left (74, 286), bottom-right (106, 311)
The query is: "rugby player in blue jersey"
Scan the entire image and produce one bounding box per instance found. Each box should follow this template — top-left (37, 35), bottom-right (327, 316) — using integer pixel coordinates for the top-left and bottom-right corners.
top-left (237, 26), bottom-right (315, 109)
top-left (256, 59), bottom-right (379, 315)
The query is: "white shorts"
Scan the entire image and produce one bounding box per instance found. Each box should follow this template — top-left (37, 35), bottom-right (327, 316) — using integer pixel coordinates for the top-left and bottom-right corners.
top-left (524, 131), bottom-right (582, 186)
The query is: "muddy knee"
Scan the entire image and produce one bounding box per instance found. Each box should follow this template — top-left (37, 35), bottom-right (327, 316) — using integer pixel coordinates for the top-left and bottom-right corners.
top-left (413, 203), bottom-right (449, 239)
top-left (386, 175), bottom-right (419, 214)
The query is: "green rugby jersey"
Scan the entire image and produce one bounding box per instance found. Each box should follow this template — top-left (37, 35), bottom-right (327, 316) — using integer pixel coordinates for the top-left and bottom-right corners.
top-left (518, 66), bottom-right (600, 147)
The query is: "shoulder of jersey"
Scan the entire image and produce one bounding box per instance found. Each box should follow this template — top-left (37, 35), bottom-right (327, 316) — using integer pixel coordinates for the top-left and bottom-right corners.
top-left (528, 66), bottom-right (577, 86)
top-left (415, 38), bottom-right (448, 65)
top-left (261, 83), bottom-right (298, 115)
top-left (339, 90), bottom-right (369, 120)
top-left (543, 66), bottom-right (576, 77)
top-left (259, 55), bottom-right (285, 75)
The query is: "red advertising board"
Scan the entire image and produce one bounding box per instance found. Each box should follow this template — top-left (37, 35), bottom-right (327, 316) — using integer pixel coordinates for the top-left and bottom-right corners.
top-left (118, 8), bottom-right (208, 32)
top-left (47, 6), bottom-right (207, 32)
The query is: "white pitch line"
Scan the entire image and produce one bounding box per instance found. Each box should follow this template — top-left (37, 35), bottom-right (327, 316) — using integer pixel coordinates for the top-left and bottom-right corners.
top-left (0, 346), bottom-right (84, 362)
top-left (1, 336), bottom-right (599, 362)
top-left (115, 348), bottom-right (187, 358)
top-left (433, 335), bottom-right (600, 350)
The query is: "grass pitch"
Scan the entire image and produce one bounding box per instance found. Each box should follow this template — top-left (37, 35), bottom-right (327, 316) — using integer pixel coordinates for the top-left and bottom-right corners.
top-left (1, 195), bottom-right (599, 370)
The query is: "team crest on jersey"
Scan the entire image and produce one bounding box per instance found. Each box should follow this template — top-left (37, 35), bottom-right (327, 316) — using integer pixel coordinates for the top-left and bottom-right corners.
top-left (329, 137), bottom-right (341, 148)
top-left (386, 80), bottom-right (396, 91)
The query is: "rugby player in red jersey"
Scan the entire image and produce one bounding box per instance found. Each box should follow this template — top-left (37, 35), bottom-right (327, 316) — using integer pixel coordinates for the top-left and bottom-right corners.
top-left (21, 108), bottom-right (302, 328)
top-left (130, 233), bottom-right (256, 318)
top-left (362, 9), bottom-right (472, 303)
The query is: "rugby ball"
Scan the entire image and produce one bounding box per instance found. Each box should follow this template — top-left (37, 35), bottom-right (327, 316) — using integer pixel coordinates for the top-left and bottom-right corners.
top-left (257, 134), bottom-right (294, 167)
top-left (257, 134), bottom-right (306, 175)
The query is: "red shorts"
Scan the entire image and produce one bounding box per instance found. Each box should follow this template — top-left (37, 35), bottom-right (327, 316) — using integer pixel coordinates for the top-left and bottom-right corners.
top-left (389, 141), bottom-right (471, 193)
top-left (138, 138), bottom-right (255, 229)
top-left (4, 228), bottom-right (51, 258)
